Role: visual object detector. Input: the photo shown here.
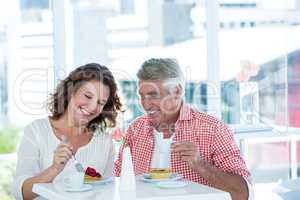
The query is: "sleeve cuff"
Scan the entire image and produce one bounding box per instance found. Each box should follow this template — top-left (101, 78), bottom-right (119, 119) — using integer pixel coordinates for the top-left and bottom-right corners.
top-left (245, 178), bottom-right (254, 200)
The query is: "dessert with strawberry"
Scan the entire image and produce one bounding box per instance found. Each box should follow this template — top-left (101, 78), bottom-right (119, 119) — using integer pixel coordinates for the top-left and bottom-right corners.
top-left (84, 167), bottom-right (102, 182)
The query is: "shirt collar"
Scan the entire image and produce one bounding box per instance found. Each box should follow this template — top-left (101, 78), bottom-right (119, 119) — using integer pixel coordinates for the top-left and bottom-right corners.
top-left (177, 102), bottom-right (192, 121)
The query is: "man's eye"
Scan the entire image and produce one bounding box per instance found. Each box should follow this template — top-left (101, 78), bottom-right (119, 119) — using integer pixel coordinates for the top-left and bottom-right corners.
top-left (140, 94), bottom-right (160, 100)
top-left (151, 94), bottom-right (159, 98)
top-left (148, 93), bottom-right (160, 99)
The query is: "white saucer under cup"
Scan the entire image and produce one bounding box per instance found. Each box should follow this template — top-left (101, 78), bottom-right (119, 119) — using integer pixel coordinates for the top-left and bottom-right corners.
top-left (141, 173), bottom-right (182, 183)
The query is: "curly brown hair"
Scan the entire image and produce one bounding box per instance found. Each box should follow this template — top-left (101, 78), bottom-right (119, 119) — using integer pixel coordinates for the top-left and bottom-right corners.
top-left (48, 63), bottom-right (122, 132)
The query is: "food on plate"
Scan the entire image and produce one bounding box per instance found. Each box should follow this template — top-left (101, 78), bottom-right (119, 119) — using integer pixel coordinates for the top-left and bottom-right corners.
top-left (149, 168), bottom-right (171, 179)
top-left (84, 167), bottom-right (102, 182)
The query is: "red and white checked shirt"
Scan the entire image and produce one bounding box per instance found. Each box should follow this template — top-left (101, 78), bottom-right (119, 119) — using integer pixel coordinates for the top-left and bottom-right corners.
top-left (114, 103), bottom-right (251, 186)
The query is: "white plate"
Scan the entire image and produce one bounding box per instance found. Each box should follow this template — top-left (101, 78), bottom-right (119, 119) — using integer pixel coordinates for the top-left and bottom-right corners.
top-left (156, 181), bottom-right (188, 189)
top-left (85, 177), bottom-right (114, 185)
top-left (64, 184), bottom-right (93, 192)
top-left (140, 173), bottom-right (182, 183)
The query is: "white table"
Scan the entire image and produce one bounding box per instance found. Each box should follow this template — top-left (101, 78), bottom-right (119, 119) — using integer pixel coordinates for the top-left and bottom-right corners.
top-left (32, 178), bottom-right (231, 200)
top-left (254, 179), bottom-right (300, 200)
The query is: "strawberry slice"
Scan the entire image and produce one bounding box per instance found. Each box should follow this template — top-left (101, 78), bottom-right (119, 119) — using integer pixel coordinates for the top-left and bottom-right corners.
top-left (85, 167), bottom-right (102, 178)
top-left (85, 167), bottom-right (96, 176)
top-left (95, 172), bottom-right (101, 178)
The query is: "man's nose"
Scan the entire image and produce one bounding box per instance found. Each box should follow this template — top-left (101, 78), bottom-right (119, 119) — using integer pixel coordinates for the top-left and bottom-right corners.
top-left (141, 98), bottom-right (152, 110)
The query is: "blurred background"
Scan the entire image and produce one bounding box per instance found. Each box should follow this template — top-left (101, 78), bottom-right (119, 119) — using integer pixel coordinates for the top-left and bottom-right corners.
top-left (1, 0), bottom-right (300, 199)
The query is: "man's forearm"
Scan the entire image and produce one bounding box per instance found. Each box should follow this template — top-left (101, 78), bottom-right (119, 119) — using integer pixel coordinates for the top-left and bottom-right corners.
top-left (195, 160), bottom-right (249, 200)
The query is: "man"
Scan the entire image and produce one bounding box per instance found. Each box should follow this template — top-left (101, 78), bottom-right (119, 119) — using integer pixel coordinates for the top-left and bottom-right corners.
top-left (114, 58), bottom-right (252, 200)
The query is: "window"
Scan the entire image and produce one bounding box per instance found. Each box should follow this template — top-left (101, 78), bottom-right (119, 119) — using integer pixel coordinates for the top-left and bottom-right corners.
top-left (71, 0), bottom-right (207, 125)
top-left (219, 1), bottom-right (300, 182)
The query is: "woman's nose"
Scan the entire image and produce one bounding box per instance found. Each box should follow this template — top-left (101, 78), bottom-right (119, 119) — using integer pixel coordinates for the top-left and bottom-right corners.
top-left (88, 99), bottom-right (100, 114)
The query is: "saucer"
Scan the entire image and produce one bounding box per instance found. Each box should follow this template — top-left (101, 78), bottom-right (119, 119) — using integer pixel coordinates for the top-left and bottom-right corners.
top-left (85, 177), bottom-right (114, 185)
top-left (155, 181), bottom-right (188, 189)
top-left (140, 173), bottom-right (182, 183)
top-left (64, 184), bottom-right (93, 192)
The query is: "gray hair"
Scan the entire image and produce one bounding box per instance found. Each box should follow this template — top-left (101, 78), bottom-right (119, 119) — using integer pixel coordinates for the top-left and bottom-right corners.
top-left (137, 58), bottom-right (185, 94)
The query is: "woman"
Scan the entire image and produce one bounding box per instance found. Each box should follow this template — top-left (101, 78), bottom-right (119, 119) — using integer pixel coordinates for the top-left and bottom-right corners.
top-left (12, 63), bottom-right (122, 200)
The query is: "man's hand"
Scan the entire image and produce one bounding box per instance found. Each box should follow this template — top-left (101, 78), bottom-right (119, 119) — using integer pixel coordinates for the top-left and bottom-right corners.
top-left (171, 141), bottom-right (202, 170)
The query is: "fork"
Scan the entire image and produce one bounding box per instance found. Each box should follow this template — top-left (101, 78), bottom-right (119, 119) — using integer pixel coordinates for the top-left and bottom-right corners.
top-left (72, 154), bottom-right (85, 173)
top-left (61, 135), bottom-right (85, 173)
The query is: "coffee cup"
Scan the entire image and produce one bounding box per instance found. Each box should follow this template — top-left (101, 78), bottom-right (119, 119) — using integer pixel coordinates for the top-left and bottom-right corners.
top-left (63, 172), bottom-right (85, 189)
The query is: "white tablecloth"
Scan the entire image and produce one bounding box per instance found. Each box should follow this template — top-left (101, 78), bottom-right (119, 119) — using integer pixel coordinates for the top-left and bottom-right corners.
top-left (32, 178), bottom-right (231, 200)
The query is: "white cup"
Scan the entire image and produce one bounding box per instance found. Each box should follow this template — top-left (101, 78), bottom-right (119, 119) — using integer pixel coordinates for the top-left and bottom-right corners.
top-left (63, 172), bottom-right (85, 189)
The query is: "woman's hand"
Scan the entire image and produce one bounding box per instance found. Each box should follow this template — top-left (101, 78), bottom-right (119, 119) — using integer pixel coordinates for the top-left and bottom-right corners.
top-left (51, 143), bottom-right (73, 172)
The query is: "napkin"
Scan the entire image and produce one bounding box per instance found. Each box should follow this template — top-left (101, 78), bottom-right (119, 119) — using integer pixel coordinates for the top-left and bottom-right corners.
top-left (119, 147), bottom-right (136, 191)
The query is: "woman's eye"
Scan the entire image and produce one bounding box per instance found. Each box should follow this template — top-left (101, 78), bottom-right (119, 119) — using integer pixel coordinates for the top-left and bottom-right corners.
top-left (85, 94), bottom-right (92, 99)
top-left (98, 102), bottom-right (106, 106)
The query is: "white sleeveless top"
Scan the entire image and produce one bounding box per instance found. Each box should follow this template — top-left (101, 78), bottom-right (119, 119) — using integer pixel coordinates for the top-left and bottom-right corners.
top-left (12, 118), bottom-right (114, 200)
